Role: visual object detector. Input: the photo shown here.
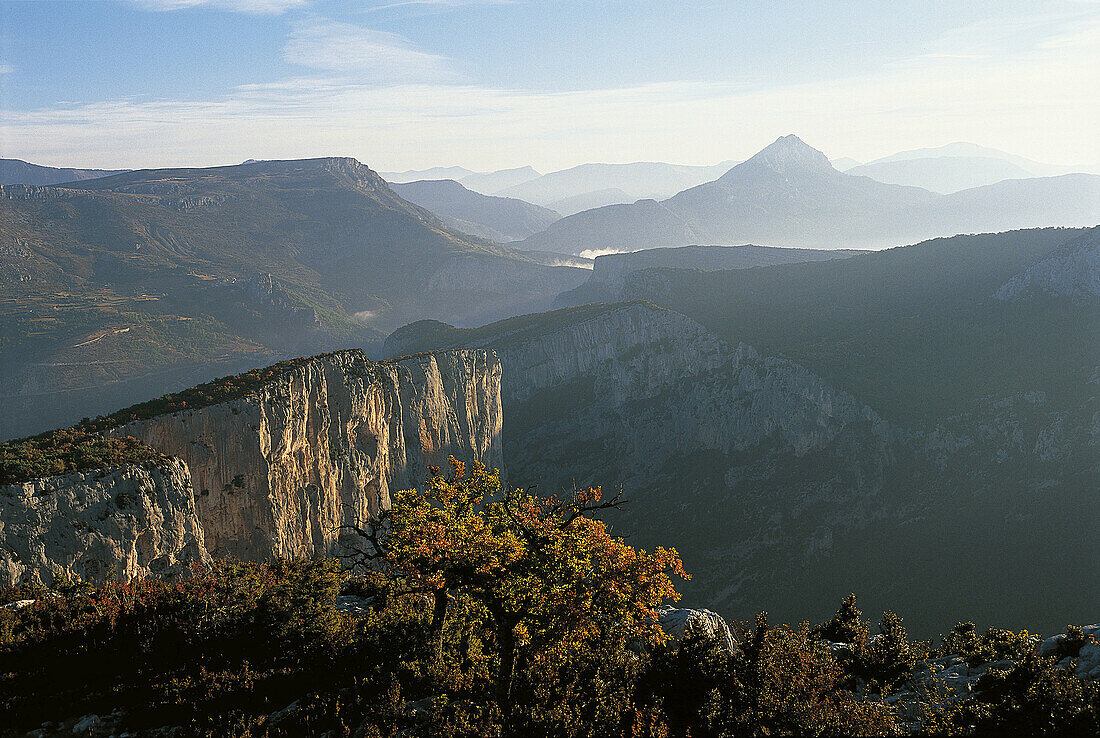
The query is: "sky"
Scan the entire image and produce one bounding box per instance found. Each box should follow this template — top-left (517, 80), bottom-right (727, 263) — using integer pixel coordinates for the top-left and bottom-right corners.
top-left (1, 0), bottom-right (1098, 172)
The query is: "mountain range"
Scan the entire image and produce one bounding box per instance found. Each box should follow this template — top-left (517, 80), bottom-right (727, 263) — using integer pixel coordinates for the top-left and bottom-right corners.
top-left (380, 165), bottom-right (542, 195)
top-left (836, 143), bottom-right (1095, 193)
top-left (518, 136), bottom-right (1100, 253)
top-left (390, 179), bottom-right (561, 242)
top-left (0, 158), bottom-right (128, 186)
top-left (556, 243), bottom-right (865, 305)
top-left (0, 157), bottom-right (587, 439)
top-left (384, 226), bottom-right (1100, 636)
top-left (494, 160), bottom-right (740, 214)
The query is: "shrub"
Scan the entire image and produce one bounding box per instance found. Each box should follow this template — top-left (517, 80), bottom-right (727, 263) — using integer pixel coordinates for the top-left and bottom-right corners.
top-left (0, 430), bottom-right (161, 485)
top-left (958, 652), bottom-right (1100, 736)
top-left (634, 612), bottom-right (901, 737)
top-left (861, 611), bottom-right (918, 692)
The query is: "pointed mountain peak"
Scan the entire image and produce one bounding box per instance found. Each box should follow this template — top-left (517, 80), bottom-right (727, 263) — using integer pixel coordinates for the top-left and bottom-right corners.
top-left (735, 135), bottom-right (835, 176)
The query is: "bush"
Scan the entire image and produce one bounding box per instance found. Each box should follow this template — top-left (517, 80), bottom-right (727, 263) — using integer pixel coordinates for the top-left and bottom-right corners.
top-left (634, 613), bottom-right (901, 737)
top-left (813, 592), bottom-right (869, 646)
top-left (959, 652), bottom-right (1100, 736)
top-left (937, 621), bottom-right (1038, 667)
top-left (0, 430), bottom-right (161, 485)
top-left (861, 611), bottom-right (918, 692)
top-left (0, 559), bottom-right (356, 734)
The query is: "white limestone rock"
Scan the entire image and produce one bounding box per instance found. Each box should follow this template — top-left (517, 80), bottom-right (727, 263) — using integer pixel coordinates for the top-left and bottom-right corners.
top-left (0, 459), bottom-right (208, 587)
top-left (109, 349), bottom-right (503, 562)
top-left (657, 605), bottom-right (736, 652)
top-left (995, 228), bottom-right (1100, 300)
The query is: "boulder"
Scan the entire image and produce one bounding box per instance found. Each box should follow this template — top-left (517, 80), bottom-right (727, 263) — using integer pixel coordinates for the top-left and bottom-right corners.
top-left (656, 606), bottom-right (736, 652)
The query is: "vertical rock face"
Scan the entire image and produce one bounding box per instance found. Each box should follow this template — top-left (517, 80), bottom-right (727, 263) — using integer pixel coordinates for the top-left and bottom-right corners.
top-left (110, 349), bottom-right (503, 561)
top-left (995, 227), bottom-right (1100, 300)
top-left (384, 302), bottom-right (895, 619)
top-left (0, 459), bottom-right (208, 587)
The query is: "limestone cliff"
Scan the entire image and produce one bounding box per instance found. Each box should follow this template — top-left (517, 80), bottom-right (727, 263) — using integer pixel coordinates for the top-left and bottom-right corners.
top-left (0, 458), bottom-right (208, 586)
top-left (0, 349), bottom-right (502, 585)
top-left (109, 349), bottom-right (503, 561)
top-left (995, 226), bottom-right (1100, 300)
top-left (386, 302), bottom-right (896, 618)
top-left (384, 298), bottom-right (1099, 635)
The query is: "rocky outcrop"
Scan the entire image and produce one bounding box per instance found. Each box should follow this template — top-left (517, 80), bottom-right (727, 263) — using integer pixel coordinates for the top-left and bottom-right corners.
top-left (484, 302), bottom-right (890, 453)
top-left (109, 349), bottom-right (503, 561)
top-left (0, 349), bottom-right (502, 585)
top-left (0, 459), bottom-right (208, 586)
top-left (657, 606), bottom-right (736, 653)
top-left (995, 227), bottom-right (1100, 300)
top-left (384, 302), bottom-right (895, 619)
top-left (880, 623), bottom-right (1100, 732)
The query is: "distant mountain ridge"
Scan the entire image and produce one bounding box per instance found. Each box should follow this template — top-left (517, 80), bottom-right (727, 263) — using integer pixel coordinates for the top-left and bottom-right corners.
top-left (458, 166), bottom-right (542, 194)
top-left (842, 143), bottom-right (1095, 193)
top-left (556, 243), bottom-right (865, 305)
top-left (866, 142), bottom-right (1083, 174)
top-left (0, 156), bottom-right (586, 438)
top-left (390, 179), bottom-right (560, 242)
top-left (519, 135), bottom-right (1100, 253)
top-left (497, 160), bottom-right (739, 213)
top-left (845, 156), bottom-right (1037, 194)
top-left (384, 227), bottom-right (1100, 635)
top-left (0, 158), bottom-right (128, 186)
top-left (379, 165), bottom-right (476, 183)
top-left (381, 165), bottom-right (542, 195)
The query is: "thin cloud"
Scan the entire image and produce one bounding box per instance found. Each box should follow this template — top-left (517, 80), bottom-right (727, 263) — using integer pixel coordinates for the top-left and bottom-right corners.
top-left (283, 19), bottom-right (457, 82)
top-left (0, 64), bottom-right (13, 75)
top-left (3, 7), bottom-right (1097, 172)
top-left (130, 0), bottom-right (308, 14)
top-left (367, 0), bottom-right (516, 8)
top-left (908, 1), bottom-right (1100, 63)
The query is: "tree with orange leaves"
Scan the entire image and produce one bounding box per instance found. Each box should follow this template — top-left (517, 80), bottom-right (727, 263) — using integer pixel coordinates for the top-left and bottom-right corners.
top-left (342, 457), bottom-right (687, 722)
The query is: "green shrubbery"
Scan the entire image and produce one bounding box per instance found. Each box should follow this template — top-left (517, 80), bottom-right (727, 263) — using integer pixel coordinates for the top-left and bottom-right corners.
top-left (634, 613), bottom-right (900, 737)
top-left (1, 473), bottom-right (1096, 737)
top-left (1, 563), bottom-right (903, 738)
top-left (0, 430), bottom-right (161, 485)
top-left (83, 352), bottom-right (343, 432)
top-left (810, 594), bottom-right (922, 694)
top-left (0, 351), bottom-right (350, 485)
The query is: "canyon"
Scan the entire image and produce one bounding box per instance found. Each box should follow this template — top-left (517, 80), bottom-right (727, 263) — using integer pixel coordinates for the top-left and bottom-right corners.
top-left (0, 349), bottom-right (503, 586)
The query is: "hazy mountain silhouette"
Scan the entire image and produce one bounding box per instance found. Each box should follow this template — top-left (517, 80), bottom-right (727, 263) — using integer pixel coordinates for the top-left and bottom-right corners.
top-left (869, 142), bottom-right (1084, 175)
top-left (0, 158), bottom-right (128, 186)
top-left (378, 165), bottom-right (476, 183)
top-left (847, 156), bottom-right (1037, 193)
top-left (381, 165), bottom-right (542, 195)
top-left (458, 166), bottom-right (541, 194)
top-left (497, 160), bottom-right (738, 209)
top-left (546, 188), bottom-right (636, 216)
top-left (391, 178), bottom-right (561, 242)
top-left (843, 142), bottom-right (1097, 192)
top-left (519, 135), bottom-right (1100, 253)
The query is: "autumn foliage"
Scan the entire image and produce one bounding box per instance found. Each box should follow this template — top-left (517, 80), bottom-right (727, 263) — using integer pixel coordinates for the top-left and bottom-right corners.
top-left (0, 429), bottom-right (161, 485)
top-left (0, 464), bottom-right (1096, 736)
top-left (347, 458), bottom-right (687, 718)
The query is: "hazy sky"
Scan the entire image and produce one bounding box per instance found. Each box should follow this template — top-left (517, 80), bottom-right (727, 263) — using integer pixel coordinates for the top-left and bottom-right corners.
top-left (1, 0), bottom-right (1098, 171)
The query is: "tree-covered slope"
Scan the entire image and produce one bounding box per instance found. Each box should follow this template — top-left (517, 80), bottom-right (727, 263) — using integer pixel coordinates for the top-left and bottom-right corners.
top-left (0, 158), bottom-right (586, 439)
top-left (618, 227), bottom-right (1097, 422)
top-left (391, 178), bottom-right (560, 241)
top-left (385, 228), bottom-right (1100, 636)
